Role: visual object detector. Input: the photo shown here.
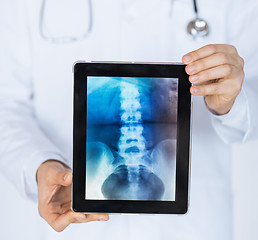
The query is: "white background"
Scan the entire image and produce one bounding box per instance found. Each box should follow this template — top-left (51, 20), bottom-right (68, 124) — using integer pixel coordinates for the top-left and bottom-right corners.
top-left (0, 140), bottom-right (258, 239)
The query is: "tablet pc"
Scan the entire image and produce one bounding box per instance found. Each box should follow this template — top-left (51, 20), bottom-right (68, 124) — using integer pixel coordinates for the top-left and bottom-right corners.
top-left (73, 62), bottom-right (191, 214)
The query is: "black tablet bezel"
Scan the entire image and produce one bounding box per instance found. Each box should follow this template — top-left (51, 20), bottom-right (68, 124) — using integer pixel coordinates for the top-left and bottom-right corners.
top-left (73, 62), bottom-right (191, 214)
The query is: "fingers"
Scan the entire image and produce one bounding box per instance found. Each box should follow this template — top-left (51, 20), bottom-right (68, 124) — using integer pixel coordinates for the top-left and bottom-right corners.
top-left (37, 160), bottom-right (109, 233)
top-left (48, 211), bottom-right (109, 232)
top-left (189, 65), bottom-right (236, 84)
top-left (182, 44), bottom-right (244, 93)
top-left (185, 52), bottom-right (239, 76)
top-left (190, 78), bottom-right (241, 97)
top-left (84, 213), bottom-right (110, 223)
top-left (182, 44), bottom-right (238, 64)
top-left (191, 81), bottom-right (222, 96)
top-left (182, 44), bottom-right (244, 86)
top-left (182, 44), bottom-right (244, 115)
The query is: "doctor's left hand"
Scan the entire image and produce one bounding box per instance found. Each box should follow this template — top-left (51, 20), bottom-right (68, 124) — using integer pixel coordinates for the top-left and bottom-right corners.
top-left (37, 160), bottom-right (109, 232)
top-left (182, 44), bottom-right (245, 115)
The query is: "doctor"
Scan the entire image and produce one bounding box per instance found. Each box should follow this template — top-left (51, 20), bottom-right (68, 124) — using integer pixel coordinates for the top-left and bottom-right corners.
top-left (0, 0), bottom-right (258, 239)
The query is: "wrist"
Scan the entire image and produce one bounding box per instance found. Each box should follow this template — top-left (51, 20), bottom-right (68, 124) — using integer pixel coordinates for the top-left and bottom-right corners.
top-left (204, 96), bottom-right (235, 115)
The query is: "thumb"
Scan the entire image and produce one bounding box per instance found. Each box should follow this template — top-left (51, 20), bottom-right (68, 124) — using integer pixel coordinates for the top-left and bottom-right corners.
top-left (53, 170), bottom-right (72, 187)
top-left (48, 161), bottom-right (72, 186)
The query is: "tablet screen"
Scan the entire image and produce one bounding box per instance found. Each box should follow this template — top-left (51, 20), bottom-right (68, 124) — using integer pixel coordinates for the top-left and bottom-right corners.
top-left (85, 76), bottom-right (178, 201)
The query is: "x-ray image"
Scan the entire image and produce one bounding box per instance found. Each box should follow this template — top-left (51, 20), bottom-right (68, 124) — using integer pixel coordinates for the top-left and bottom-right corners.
top-left (86, 76), bottom-right (178, 201)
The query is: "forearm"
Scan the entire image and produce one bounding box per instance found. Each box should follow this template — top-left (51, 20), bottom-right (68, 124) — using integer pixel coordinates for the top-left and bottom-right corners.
top-left (0, 1), bottom-right (69, 201)
top-left (0, 100), bottom-right (69, 201)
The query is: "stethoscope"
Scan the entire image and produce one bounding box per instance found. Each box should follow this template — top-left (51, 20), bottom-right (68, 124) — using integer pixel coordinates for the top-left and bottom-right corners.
top-left (40, 0), bottom-right (209, 43)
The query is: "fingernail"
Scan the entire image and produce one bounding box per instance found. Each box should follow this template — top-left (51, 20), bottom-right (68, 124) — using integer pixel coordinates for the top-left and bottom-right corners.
top-left (187, 65), bottom-right (196, 73)
top-left (190, 75), bottom-right (198, 83)
top-left (99, 216), bottom-right (108, 221)
top-left (183, 55), bottom-right (192, 63)
top-left (191, 87), bottom-right (199, 94)
top-left (64, 173), bottom-right (72, 181)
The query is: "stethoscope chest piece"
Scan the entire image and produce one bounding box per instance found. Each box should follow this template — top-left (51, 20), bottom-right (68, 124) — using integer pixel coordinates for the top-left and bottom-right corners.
top-left (187, 0), bottom-right (209, 40)
top-left (187, 17), bottom-right (209, 39)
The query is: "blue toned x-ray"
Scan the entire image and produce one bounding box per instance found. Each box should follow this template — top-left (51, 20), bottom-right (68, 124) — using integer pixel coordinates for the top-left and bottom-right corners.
top-left (86, 76), bottom-right (178, 201)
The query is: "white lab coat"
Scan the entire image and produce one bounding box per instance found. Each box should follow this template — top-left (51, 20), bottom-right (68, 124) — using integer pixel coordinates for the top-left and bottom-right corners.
top-left (0, 0), bottom-right (258, 239)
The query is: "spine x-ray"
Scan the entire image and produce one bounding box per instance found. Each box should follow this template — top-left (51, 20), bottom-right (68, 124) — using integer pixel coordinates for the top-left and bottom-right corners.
top-left (86, 76), bottom-right (178, 201)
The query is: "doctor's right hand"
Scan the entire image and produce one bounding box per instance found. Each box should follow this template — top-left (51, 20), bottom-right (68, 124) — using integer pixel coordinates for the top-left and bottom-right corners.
top-left (36, 160), bottom-right (109, 232)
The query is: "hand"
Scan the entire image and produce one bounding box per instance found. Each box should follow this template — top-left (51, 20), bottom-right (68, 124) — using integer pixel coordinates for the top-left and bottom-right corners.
top-left (37, 160), bottom-right (109, 232)
top-left (182, 44), bottom-right (245, 115)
